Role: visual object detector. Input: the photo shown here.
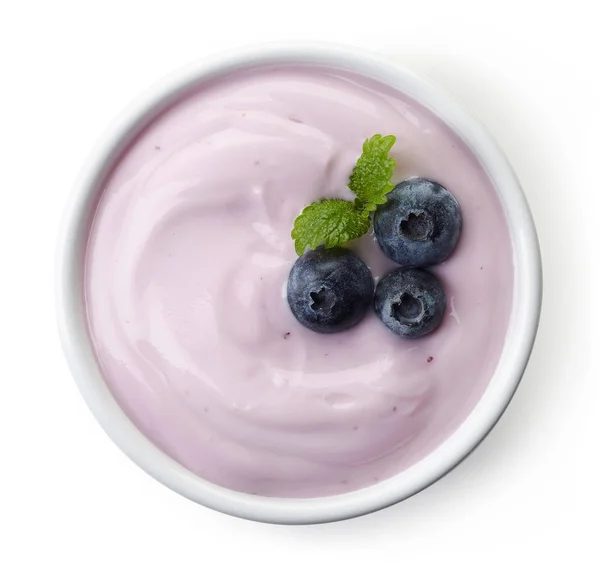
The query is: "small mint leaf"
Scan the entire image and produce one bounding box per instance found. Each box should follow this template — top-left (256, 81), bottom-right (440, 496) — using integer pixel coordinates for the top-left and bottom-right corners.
top-left (291, 199), bottom-right (370, 255)
top-left (349, 134), bottom-right (397, 208)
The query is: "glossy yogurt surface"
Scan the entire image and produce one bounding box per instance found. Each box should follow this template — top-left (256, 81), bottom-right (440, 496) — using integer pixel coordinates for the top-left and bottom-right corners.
top-left (85, 66), bottom-right (513, 497)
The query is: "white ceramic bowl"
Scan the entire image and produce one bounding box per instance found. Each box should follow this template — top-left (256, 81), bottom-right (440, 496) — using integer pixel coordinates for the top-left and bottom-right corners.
top-left (56, 42), bottom-right (542, 524)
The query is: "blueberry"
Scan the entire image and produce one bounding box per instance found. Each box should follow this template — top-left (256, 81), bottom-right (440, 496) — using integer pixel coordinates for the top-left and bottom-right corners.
top-left (287, 247), bottom-right (374, 333)
top-left (374, 268), bottom-right (446, 338)
top-left (373, 178), bottom-right (462, 267)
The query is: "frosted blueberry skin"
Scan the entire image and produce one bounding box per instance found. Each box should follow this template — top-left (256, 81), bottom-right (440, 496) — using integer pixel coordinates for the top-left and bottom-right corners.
top-left (374, 267), bottom-right (446, 338)
top-left (287, 247), bottom-right (374, 333)
top-left (373, 178), bottom-right (462, 267)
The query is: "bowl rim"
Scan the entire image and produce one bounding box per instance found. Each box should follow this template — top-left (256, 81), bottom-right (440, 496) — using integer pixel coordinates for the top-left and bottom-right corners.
top-left (56, 41), bottom-right (542, 524)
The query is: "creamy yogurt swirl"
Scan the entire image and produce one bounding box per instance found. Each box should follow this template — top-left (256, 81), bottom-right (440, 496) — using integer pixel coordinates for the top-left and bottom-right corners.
top-left (85, 67), bottom-right (513, 497)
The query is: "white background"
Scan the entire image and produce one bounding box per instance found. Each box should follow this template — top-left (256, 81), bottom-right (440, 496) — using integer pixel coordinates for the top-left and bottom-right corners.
top-left (1, 0), bottom-right (598, 563)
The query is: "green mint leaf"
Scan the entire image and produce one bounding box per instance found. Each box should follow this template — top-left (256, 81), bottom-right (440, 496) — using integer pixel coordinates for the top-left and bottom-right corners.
top-left (290, 133), bottom-right (398, 255)
top-left (349, 134), bottom-right (397, 210)
top-left (292, 199), bottom-right (370, 255)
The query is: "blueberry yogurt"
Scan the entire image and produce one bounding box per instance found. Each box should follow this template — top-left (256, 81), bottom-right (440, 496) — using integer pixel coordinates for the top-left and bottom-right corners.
top-left (84, 66), bottom-right (513, 497)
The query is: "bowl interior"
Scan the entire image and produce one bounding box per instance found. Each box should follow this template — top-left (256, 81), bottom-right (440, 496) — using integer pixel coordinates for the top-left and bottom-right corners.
top-left (56, 43), bottom-right (541, 524)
